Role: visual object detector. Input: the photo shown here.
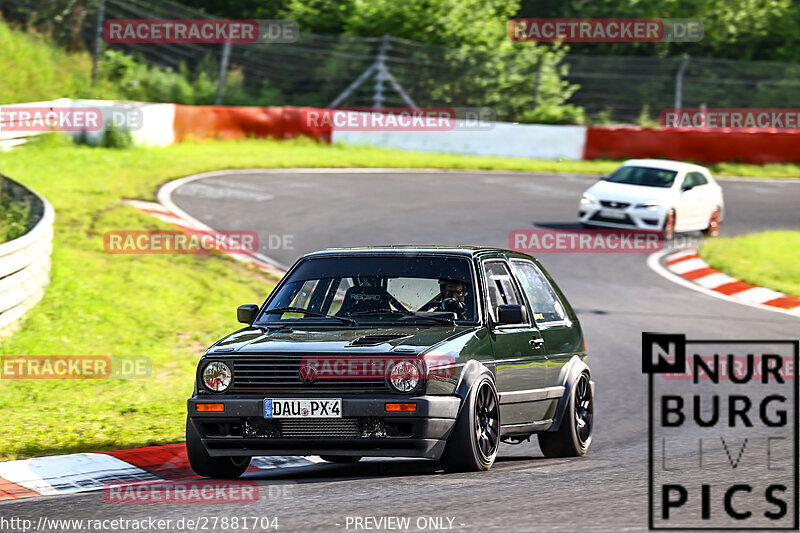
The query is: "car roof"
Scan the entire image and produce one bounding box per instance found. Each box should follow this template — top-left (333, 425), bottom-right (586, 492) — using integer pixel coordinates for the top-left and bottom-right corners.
top-left (301, 245), bottom-right (531, 260)
top-left (622, 159), bottom-right (710, 173)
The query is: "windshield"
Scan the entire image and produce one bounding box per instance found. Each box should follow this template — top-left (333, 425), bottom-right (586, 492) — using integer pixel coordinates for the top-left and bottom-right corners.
top-left (258, 255), bottom-right (478, 324)
top-left (607, 166), bottom-right (678, 188)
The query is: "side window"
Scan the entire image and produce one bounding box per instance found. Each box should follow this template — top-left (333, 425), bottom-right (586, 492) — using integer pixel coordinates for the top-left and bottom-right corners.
top-left (680, 173), bottom-right (695, 189)
top-left (482, 261), bottom-right (523, 322)
top-left (510, 260), bottom-right (567, 324)
top-left (692, 172), bottom-right (708, 186)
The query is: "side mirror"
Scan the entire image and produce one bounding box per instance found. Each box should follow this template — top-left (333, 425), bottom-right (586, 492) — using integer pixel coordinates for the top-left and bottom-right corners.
top-left (237, 304), bottom-right (259, 324)
top-left (681, 182), bottom-right (695, 191)
top-left (495, 304), bottom-right (527, 326)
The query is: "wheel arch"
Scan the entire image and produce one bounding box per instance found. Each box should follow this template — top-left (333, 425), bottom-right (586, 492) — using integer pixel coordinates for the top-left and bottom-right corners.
top-left (453, 359), bottom-right (495, 418)
top-left (549, 355), bottom-right (594, 432)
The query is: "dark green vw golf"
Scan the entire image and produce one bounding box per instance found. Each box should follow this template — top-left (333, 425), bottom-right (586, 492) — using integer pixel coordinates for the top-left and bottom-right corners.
top-left (186, 247), bottom-right (594, 477)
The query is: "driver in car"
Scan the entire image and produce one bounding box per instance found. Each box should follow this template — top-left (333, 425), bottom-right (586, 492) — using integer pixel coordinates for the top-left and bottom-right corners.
top-left (439, 279), bottom-right (467, 320)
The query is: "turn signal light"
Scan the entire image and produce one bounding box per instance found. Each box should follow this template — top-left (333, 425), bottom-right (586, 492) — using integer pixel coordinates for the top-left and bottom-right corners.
top-left (385, 403), bottom-right (417, 412)
top-left (196, 403), bottom-right (224, 412)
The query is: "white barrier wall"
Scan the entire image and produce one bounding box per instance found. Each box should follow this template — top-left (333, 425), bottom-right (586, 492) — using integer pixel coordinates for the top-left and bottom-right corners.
top-left (69, 99), bottom-right (176, 147)
top-left (332, 119), bottom-right (588, 161)
top-left (0, 178), bottom-right (54, 339)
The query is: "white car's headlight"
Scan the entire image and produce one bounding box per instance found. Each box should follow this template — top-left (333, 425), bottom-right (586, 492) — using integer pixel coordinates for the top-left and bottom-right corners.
top-left (388, 360), bottom-right (421, 392)
top-left (580, 192), bottom-right (598, 205)
top-left (202, 361), bottom-right (232, 392)
top-left (635, 201), bottom-right (661, 210)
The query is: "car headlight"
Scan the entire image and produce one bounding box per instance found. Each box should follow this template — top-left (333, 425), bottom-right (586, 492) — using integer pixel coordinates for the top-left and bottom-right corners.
top-left (202, 361), bottom-right (232, 392)
top-left (635, 201), bottom-right (661, 210)
top-left (580, 192), bottom-right (598, 205)
top-left (388, 360), bottom-right (421, 392)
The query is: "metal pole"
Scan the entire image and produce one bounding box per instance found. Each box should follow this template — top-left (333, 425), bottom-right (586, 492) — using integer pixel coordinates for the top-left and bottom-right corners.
top-left (674, 55), bottom-right (690, 112)
top-left (372, 34), bottom-right (390, 109)
top-left (215, 41), bottom-right (232, 105)
top-left (91, 0), bottom-right (106, 84)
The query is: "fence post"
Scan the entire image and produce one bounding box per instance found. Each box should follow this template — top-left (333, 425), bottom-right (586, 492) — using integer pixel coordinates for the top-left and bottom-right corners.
top-left (372, 34), bottom-right (390, 109)
top-left (674, 55), bottom-right (690, 112)
top-left (215, 41), bottom-right (232, 105)
top-left (91, 0), bottom-right (106, 84)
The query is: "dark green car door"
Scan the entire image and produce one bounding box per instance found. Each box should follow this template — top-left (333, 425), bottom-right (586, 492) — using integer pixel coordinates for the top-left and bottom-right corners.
top-left (481, 259), bottom-right (550, 426)
top-left (510, 259), bottom-right (577, 393)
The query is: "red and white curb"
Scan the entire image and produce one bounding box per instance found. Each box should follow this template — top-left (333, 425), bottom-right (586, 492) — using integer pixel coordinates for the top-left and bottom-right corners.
top-left (648, 247), bottom-right (800, 317)
top-left (124, 199), bottom-right (286, 277)
top-left (0, 444), bottom-right (322, 501)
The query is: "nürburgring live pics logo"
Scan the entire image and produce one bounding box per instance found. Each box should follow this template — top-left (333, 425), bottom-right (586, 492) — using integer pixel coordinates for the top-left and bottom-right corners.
top-left (643, 333), bottom-right (799, 530)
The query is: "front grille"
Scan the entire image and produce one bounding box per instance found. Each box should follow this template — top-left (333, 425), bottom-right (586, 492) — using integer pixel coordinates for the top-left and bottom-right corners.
top-left (589, 213), bottom-right (636, 225)
top-left (282, 419), bottom-right (359, 438)
top-left (600, 200), bottom-right (631, 209)
top-left (242, 417), bottom-right (386, 438)
top-left (229, 356), bottom-right (386, 392)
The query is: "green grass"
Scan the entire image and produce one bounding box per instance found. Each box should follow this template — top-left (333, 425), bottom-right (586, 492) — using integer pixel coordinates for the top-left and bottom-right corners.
top-left (699, 231), bottom-right (800, 298)
top-left (1, 137), bottom-right (800, 461)
top-left (0, 21), bottom-right (125, 104)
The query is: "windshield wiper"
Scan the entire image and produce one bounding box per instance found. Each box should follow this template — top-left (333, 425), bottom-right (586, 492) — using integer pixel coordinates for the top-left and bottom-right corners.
top-left (349, 310), bottom-right (456, 325)
top-left (262, 307), bottom-right (357, 325)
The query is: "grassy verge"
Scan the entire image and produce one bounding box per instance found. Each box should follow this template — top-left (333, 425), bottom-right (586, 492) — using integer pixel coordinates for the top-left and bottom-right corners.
top-left (1, 137), bottom-right (799, 461)
top-left (699, 231), bottom-right (800, 297)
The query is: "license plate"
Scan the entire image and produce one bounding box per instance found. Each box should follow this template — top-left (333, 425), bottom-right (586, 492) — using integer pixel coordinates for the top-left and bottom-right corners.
top-left (264, 398), bottom-right (342, 418)
top-left (600, 209), bottom-right (626, 219)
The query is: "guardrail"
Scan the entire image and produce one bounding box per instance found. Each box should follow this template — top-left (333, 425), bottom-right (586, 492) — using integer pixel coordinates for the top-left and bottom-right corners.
top-left (0, 176), bottom-right (54, 340)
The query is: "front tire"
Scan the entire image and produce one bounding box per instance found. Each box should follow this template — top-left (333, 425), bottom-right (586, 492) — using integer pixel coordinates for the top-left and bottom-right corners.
top-left (538, 372), bottom-right (593, 458)
top-left (662, 209), bottom-right (676, 240)
top-left (440, 376), bottom-right (500, 472)
top-left (186, 418), bottom-right (251, 478)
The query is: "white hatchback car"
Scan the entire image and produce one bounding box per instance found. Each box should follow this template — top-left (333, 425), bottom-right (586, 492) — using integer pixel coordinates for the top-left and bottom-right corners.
top-left (578, 159), bottom-right (724, 239)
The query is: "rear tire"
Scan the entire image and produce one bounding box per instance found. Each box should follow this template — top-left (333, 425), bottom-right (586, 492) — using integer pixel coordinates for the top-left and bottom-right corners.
top-left (186, 418), bottom-right (251, 478)
top-left (319, 455), bottom-right (362, 463)
top-left (703, 207), bottom-right (721, 237)
top-left (440, 376), bottom-right (500, 472)
top-left (538, 373), bottom-right (593, 458)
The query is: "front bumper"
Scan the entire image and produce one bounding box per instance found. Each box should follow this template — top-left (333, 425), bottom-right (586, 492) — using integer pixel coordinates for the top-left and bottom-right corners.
top-left (578, 203), bottom-right (667, 230)
top-left (187, 394), bottom-right (461, 460)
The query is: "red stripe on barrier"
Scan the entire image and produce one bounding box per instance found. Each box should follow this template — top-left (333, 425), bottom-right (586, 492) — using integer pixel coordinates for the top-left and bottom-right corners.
top-left (762, 295), bottom-right (800, 309)
top-left (101, 444), bottom-right (197, 480)
top-left (584, 126), bottom-right (800, 164)
top-left (667, 254), bottom-right (699, 266)
top-left (714, 281), bottom-right (755, 295)
top-left (100, 443), bottom-right (261, 480)
top-left (173, 105), bottom-right (332, 144)
top-left (682, 267), bottom-right (718, 280)
top-left (0, 477), bottom-right (38, 500)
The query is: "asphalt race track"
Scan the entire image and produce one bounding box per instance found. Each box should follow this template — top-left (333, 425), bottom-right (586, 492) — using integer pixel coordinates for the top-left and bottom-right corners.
top-left (4, 170), bottom-right (800, 532)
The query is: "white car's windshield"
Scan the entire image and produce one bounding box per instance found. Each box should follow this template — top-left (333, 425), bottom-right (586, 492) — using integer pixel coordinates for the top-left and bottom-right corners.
top-left (607, 166), bottom-right (678, 188)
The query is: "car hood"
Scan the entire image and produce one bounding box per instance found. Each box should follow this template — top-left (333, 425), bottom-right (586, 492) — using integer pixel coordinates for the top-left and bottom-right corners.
top-left (207, 325), bottom-right (479, 356)
top-left (586, 180), bottom-right (677, 204)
